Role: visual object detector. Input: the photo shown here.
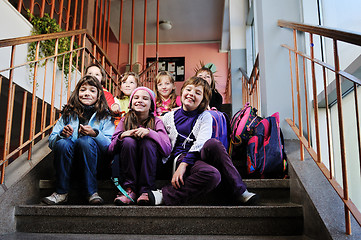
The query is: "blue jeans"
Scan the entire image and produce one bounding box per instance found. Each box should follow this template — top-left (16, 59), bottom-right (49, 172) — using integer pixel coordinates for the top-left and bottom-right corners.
top-left (53, 136), bottom-right (100, 196)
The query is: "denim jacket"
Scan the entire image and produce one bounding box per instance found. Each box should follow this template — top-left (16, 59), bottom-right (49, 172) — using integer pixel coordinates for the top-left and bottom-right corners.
top-left (49, 113), bottom-right (115, 152)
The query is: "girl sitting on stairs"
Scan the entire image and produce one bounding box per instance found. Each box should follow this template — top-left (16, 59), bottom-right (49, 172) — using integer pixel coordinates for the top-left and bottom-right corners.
top-left (148, 76), bottom-right (259, 206)
top-left (42, 75), bottom-right (115, 205)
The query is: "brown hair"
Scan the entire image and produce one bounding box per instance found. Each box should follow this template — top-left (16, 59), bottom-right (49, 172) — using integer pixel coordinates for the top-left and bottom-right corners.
top-left (195, 66), bottom-right (215, 90)
top-left (85, 63), bottom-right (107, 86)
top-left (61, 75), bottom-right (111, 123)
top-left (117, 72), bottom-right (141, 99)
top-left (180, 76), bottom-right (211, 113)
top-left (155, 71), bottom-right (178, 109)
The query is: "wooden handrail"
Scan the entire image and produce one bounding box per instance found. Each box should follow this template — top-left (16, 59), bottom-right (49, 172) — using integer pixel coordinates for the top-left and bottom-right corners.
top-left (278, 20), bottom-right (361, 46)
top-left (279, 19), bottom-right (361, 234)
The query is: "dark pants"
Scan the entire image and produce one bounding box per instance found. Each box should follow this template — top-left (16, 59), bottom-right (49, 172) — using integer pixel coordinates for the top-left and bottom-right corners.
top-left (111, 137), bottom-right (159, 195)
top-left (53, 136), bottom-right (100, 196)
top-left (162, 138), bottom-right (247, 205)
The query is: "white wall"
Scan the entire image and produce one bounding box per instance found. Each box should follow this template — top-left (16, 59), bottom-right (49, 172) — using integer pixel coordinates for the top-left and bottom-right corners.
top-left (0, 0), bottom-right (76, 110)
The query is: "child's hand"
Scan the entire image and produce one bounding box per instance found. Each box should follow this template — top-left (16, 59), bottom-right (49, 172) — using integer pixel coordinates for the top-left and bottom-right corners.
top-left (111, 103), bottom-right (121, 114)
top-left (120, 129), bottom-right (137, 139)
top-left (133, 127), bottom-right (150, 138)
top-left (61, 125), bottom-right (73, 138)
top-left (172, 162), bottom-right (188, 189)
top-left (79, 124), bottom-right (97, 137)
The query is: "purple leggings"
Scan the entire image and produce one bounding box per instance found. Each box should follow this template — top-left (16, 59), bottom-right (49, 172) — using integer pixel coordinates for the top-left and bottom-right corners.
top-left (111, 137), bottom-right (159, 195)
top-left (162, 138), bottom-right (247, 205)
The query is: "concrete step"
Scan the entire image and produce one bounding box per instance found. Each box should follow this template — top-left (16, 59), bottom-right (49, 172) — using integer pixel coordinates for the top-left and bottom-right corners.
top-left (1, 232), bottom-right (313, 240)
top-left (15, 204), bottom-right (303, 235)
top-left (38, 179), bottom-right (290, 205)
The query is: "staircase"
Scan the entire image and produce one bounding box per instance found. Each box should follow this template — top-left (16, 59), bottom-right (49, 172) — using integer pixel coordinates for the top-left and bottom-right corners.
top-left (12, 178), bottom-right (305, 238)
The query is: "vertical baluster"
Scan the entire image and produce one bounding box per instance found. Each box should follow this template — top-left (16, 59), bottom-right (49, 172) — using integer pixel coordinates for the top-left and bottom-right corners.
top-left (79, 0), bottom-right (84, 29)
top-left (117, 0), bottom-right (123, 68)
top-left (19, 92), bottom-right (27, 156)
top-left (28, 41), bottom-right (40, 160)
top-left (17, 0), bottom-right (23, 12)
top-left (156, 0), bottom-right (159, 64)
top-left (65, 0), bottom-right (71, 31)
top-left (94, 0), bottom-right (99, 38)
top-left (72, 0), bottom-right (78, 30)
top-left (106, 0), bottom-right (111, 53)
top-left (302, 58), bottom-right (311, 147)
top-left (41, 59), bottom-right (48, 138)
top-left (322, 66), bottom-right (334, 178)
top-left (130, 0), bottom-right (135, 70)
top-left (309, 33), bottom-right (321, 163)
top-left (143, 0), bottom-right (147, 70)
top-left (40, 0), bottom-right (46, 17)
top-left (67, 36), bottom-right (75, 100)
top-left (29, 0), bottom-right (35, 16)
top-left (102, 0), bottom-right (107, 50)
top-left (81, 34), bottom-right (86, 76)
top-left (333, 39), bottom-right (351, 235)
top-left (50, 0), bottom-right (55, 18)
top-left (58, 0), bottom-right (64, 28)
top-left (98, 0), bottom-right (103, 43)
top-left (51, 38), bottom-right (59, 125)
top-left (288, 49), bottom-right (295, 126)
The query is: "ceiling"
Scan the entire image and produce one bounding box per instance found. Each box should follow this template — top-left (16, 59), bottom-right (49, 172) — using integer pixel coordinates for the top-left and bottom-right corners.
top-left (109, 0), bottom-right (226, 44)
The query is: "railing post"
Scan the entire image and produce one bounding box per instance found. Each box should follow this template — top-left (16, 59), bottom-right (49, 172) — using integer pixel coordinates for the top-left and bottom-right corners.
top-left (117, 0), bottom-right (123, 68)
top-left (293, 30), bottom-right (304, 161)
top-left (65, 0), bottom-right (71, 31)
top-left (143, 0), bottom-right (147, 71)
top-left (28, 41), bottom-right (40, 160)
top-left (333, 39), bottom-right (351, 235)
top-left (72, 0), bottom-right (78, 30)
top-left (94, 0), bottom-right (99, 39)
top-left (156, 0), bottom-right (159, 63)
top-left (106, 0), bottom-right (111, 53)
top-left (288, 49), bottom-right (295, 126)
top-left (51, 39), bottom-right (59, 125)
top-left (58, 0), bottom-right (64, 27)
top-left (309, 33), bottom-right (321, 163)
top-left (130, 0), bottom-right (135, 70)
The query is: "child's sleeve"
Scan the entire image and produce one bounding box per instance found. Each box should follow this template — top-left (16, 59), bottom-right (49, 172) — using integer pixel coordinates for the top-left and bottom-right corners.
top-left (48, 117), bottom-right (66, 150)
top-left (108, 117), bottom-right (125, 154)
top-left (92, 116), bottom-right (115, 152)
top-left (147, 118), bottom-right (172, 157)
top-left (182, 112), bottom-right (213, 165)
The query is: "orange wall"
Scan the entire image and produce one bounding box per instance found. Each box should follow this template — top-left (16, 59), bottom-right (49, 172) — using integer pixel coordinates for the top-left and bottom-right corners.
top-left (136, 42), bottom-right (229, 102)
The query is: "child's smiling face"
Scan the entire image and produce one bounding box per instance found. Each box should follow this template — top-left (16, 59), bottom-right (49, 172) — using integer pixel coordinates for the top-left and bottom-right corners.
top-left (86, 66), bottom-right (103, 83)
top-left (121, 75), bottom-right (138, 96)
top-left (131, 90), bottom-right (151, 114)
top-left (181, 84), bottom-right (204, 112)
top-left (196, 70), bottom-right (212, 86)
top-left (79, 83), bottom-right (98, 106)
top-left (157, 75), bottom-right (174, 99)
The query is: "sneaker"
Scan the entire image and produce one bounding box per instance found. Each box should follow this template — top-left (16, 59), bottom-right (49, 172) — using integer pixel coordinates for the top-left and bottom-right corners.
top-left (42, 192), bottom-right (68, 205)
top-left (237, 190), bottom-right (259, 205)
top-left (88, 192), bottom-right (104, 205)
top-left (114, 188), bottom-right (136, 205)
top-left (137, 193), bottom-right (151, 206)
top-left (148, 189), bottom-right (164, 206)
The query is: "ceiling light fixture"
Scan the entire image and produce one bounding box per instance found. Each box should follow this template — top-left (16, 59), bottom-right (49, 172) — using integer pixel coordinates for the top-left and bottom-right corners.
top-left (159, 20), bottom-right (172, 30)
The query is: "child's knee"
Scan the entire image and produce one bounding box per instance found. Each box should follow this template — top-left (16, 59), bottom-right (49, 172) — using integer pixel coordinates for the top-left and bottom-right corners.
top-left (121, 137), bottom-right (137, 149)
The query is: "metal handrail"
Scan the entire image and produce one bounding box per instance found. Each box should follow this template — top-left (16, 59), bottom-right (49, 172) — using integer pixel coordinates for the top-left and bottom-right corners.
top-left (240, 53), bottom-right (260, 110)
top-left (278, 19), bottom-right (361, 235)
top-left (0, 29), bottom-right (122, 184)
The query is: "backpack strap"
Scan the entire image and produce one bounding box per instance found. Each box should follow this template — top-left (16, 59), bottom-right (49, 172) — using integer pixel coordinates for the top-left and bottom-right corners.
top-left (111, 177), bottom-right (135, 203)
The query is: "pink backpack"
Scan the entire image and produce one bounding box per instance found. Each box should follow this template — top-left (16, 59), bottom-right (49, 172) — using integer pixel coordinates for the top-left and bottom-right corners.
top-left (229, 103), bottom-right (261, 154)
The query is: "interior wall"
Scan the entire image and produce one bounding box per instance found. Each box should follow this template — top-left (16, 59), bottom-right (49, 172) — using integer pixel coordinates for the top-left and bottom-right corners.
top-left (136, 42), bottom-right (229, 101)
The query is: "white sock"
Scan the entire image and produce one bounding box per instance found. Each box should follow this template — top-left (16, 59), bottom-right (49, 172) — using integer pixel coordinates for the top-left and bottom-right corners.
top-left (241, 189), bottom-right (256, 203)
top-left (151, 189), bottom-right (164, 205)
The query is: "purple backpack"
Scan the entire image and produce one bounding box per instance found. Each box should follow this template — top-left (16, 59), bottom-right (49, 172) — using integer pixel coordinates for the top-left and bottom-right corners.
top-left (207, 108), bottom-right (230, 150)
top-left (246, 112), bottom-right (288, 178)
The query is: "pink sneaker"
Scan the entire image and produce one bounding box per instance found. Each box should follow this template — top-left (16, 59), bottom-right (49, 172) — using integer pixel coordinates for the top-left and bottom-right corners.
top-left (114, 188), bottom-right (136, 205)
top-left (137, 192), bottom-right (150, 206)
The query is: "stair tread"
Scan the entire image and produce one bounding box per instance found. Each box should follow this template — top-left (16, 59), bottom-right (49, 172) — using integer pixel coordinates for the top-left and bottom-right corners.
top-left (16, 203), bottom-right (303, 217)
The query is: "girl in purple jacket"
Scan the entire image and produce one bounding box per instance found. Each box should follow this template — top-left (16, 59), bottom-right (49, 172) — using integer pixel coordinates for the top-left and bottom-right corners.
top-left (108, 87), bottom-right (171, 205)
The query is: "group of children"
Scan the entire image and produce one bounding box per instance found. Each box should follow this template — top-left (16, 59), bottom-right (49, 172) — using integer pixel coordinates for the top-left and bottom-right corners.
top-left (42, 63), bottom-right (258, 206)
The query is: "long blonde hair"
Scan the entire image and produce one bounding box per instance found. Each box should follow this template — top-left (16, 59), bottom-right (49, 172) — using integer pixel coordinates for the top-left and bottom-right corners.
top-left (155, 71), bottom-right (178, 109)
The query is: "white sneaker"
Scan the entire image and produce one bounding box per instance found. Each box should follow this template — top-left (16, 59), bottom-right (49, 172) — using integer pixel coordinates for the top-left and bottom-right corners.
top-left (88, 192), bottom-right (104, 205)
top-left (148, 189), bottom-right (164, 205)
top-left (239, 190), bottom-right (259, 205)
top-left (42, 192), bottom-right (68, 205)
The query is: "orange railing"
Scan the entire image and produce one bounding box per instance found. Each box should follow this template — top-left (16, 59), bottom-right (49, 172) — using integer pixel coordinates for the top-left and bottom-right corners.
top-left (12, 0), bottom-right (84, 32)
top-left (241, 54), bottom-right (260, 110)
top-left (139, 61), bottom-right (158, 91)
top-left (0, 29), bottom-right (122, 184)
top-left (278, 20), bottom-right (361, 234)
